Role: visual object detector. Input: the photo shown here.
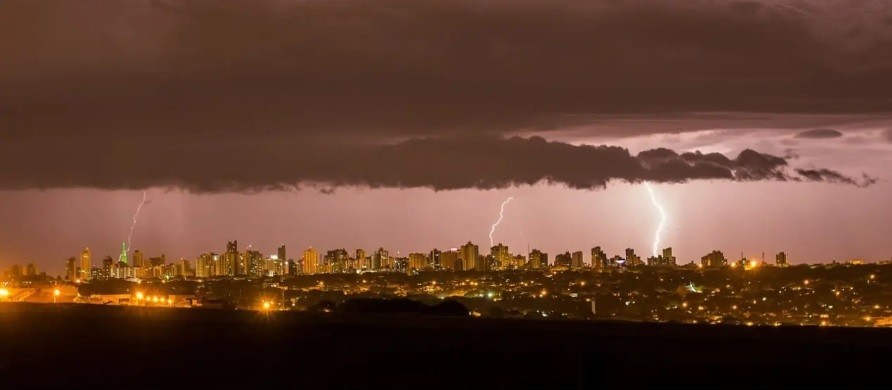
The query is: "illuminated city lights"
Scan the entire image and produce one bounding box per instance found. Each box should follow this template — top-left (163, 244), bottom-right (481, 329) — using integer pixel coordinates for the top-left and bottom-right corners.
top-left (1, 239), bottom-right (888, 328)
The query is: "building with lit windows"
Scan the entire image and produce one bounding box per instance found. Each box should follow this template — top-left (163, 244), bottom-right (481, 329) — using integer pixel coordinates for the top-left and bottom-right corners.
top-left (591, 246), bottom-right (608, 269)
top-left (490, 244), bottom-right (509, 270)
top-left (776, 251), bottom-right (788, 267)
top-left (408, 253), bottom-right (427, 271)
top-left (441, 249), bottom-right (460, 270)
top-left (302, 247), bottom-right (319, 275)
top-left (529, 249), bottom-right (548, 269)
top-left (80, 247), bottom-right (92, 281)
top-left (66, 257), bottom-right (78, 281)
top-left (625, 248), bottom-right (642, 267)
top-left (571, 251), bottom-right (584, 268)
top-left (324, 249), bottom-right (349, 273)
top-left (461, 242), bottom-right (480, 271)
top-left (372, 248), bottom-right (388, 270)
top-left (701, 250), bottom-right (728, 267)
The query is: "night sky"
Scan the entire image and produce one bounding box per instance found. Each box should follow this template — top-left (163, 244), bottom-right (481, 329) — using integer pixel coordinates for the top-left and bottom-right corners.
top-left (2, 0), bottom-right (891, 273)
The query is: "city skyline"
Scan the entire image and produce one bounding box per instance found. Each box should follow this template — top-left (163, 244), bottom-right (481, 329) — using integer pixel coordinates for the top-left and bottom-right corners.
top-left (2, 0), bottom-right (892, 275)
top-left (3, 176), bottom-right (891, 274)
top-left (7, 234), bottom-right (801, 280)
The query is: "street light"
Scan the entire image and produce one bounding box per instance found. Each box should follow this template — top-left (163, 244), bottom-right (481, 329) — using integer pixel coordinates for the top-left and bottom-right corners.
top-left (53, 288), bottom-right (61, 303)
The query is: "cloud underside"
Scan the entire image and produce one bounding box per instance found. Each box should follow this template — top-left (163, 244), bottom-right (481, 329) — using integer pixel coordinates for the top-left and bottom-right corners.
top-left (0, 136), bottom-right (872, 192)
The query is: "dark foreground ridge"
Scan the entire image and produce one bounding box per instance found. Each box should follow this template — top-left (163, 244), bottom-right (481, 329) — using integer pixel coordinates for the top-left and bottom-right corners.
top-left (1, 303), bottom-right (890, 389)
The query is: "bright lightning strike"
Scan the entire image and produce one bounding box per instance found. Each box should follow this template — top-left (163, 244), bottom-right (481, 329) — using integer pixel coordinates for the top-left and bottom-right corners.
top-left (127, 190), bottom-right (148, 253)
top-left (644, 182), bottom-right (667, 257)
top-left (489, 197), bottom-right (514, 247)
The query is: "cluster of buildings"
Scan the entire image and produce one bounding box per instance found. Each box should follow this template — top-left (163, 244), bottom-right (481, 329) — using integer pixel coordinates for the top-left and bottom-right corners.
top-left (699, 250), bottom-right (789, 269)
top-left (2, 240), bottom-right (792, 283)
top-left (2, 263), bottom-right (43, 279)
top-left (62, 245), bottom-right (192, 282)
top-left (60, 240), bottom-right (682, 281)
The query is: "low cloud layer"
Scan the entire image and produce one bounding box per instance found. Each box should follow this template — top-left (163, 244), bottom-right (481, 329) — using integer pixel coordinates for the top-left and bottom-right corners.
top-left (795, 129), bottom-right (844, 138)
top-left (0, 136), bottom-right (871, 192)
top-left (795, 169), bottom-right (877, 187)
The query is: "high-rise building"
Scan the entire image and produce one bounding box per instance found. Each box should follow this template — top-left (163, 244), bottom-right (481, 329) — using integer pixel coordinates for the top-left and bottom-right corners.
top-left (211, 253), bottom-right (224, 276)
top-left (277, 245), bottom-right (286, 265)
top-left (591, 246), bottom-right (608, 269)
top-left (571, 251), bottom-right (584, 268)
top-left (324, 249), bottom-right (349, 273)
top-left (373, 248), bottom-right (389, 270)
top-left (509, 254), bottom-right (526, 269)
top-left (66, 257), bottom-right (78, 282)
top-left (179, 259), bottom-right (193, 277)
top-left (224, 241), bottom-right (239, 276)
top-left (662, 247), bottom-right (677, 266)
top-left (490, 244), bottom-right (509, 270)
top-left (118, 242), bottom-right (128, 265)
top-left (701, 250), bottom-right (727, 267)
top-left (554, 252), bottom-right (572, 268)
top-left (245, 250), bottom-right (263, 277)
top-left (7, 264), bottom-right (23, 278)
top-left (408, 253), bottom-right (427, 271)
top-left (776, 252), bottom-right (788, 267)
top-left (132, 249), bottom-right (145, 268)
top-left (441, 249), bottom-right (460, 270)
top-left (78, 247), bottom-right (92, 281)
top-left (102, 256), bottom-right (114, 279)
top-left (625, 248), bottom-right (642, 267)
top-left (647, 247), bottom-right (677, 267)
top-left (460, 242), bottom-right (480, 271)
top-left (149, 255), bottom-right (166, 267)
top-left (429, 249), bottom-right (441, 269)
top-left (196, 252), bottom-right (215, 278)
top-left (355, 249), bottom-right (367, 270)
top-left (24, 263), bottom-right (38, 276)
top-left (302, 247), bottom-right (319, 275)
top-left (529, 249), bottom-right (548, 269)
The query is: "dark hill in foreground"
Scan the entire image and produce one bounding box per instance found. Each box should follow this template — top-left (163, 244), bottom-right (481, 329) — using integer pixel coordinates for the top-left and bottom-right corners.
top-left (0, 303), bottom-right (890, 389)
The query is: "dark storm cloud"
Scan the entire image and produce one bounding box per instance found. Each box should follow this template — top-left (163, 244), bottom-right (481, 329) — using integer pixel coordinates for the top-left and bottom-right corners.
top-left (795, 129), bottom-right (845, 139)
top-left (2, 0), bottom-right (892, 139)
top-left (794, 169), bottom-right (877, 187)
top-left (0, 135), bottom-right (870, 192)
top-left (0, 1), bottom-right (882, 192)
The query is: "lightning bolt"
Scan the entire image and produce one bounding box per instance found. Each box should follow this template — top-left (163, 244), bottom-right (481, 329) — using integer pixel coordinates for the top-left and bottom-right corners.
top-left (127, 190), bottom-right (148, 253)
top-left (644, 182), bottom-right (667, 257)
top-left (489, 197), bottom-right (514, 247)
